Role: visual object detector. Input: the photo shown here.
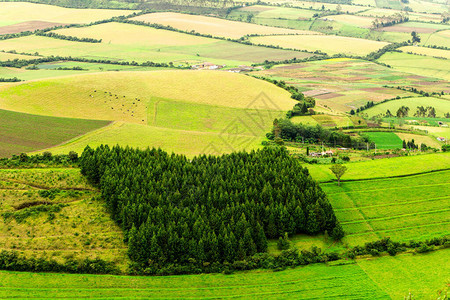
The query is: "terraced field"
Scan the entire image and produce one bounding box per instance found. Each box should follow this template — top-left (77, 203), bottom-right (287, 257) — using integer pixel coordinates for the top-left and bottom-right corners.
top-left (0, 109), bottom-right (109, 158)
top-left (0, 168), bottom-right (128, 270)
top-left (322, 170), bottom-right (450, 246)
top-left (0, 250), bottom-right (448, 299)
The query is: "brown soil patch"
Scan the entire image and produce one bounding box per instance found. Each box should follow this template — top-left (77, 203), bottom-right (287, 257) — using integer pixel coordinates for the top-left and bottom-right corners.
top-left (303, 89), bottom-right (337, 96)
top-left (380, 26), bottom-right (436, 34)
top-left (278, 64), bottom-right (307, 70)
top-left (407, 75), bottom-right (428, 79)
top-left (315, 92), bottom-right (344, 99)
top-left (0, 21), bottom-right (67, 35)
top-left (239, 6), bottom-right (275, 12)
top-left (416, 81), bottom-right (438, 85)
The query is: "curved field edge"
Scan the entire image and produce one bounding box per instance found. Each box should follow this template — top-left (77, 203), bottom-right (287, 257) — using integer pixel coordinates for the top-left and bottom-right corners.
top-left (305, 152), bottom-right (450, 182)
top-left (0, 108), bottom-right (110, 158)
top-left (0, 250), bottom-right (448, 299)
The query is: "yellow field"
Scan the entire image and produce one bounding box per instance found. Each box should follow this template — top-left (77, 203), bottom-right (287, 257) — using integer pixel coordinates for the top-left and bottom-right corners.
top-left (400, 46), bottom-right (450, 59)
top-left (250, 35), bottom-right (389, 56)
top-left (52, 22), bottom-right (217, 47)
top-left (0, 70), bottom-right (294, 123)
top-left (0, 2), bottom-right (135, 25)
top-left (131, 12), bottom-right (319, 39)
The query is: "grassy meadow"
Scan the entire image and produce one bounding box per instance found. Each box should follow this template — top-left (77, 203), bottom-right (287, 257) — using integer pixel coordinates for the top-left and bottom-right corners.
top-left (0, 109), bottom-right (109, 158)
top-left (0, 250), bottom-right (447, 299)
top-left (400, 46), bottom-right (450, 59)
top-left (0, 168), bottom-right (128, 270)
top-left (363, 132), bottom-right (403, 149)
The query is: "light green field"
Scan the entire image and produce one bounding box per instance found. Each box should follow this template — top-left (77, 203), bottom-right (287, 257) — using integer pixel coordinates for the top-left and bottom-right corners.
top-left (364, 132), bottom-right (403, 149)
top-left (305, 152), bottom-right (450, 182)
top-left (378, 52), bottom-right (450, 80)
top-left (290, 115), bottom-right (319, 125)
top-left (0, 70), bottom-right (294, 123)
top-left (0, 2), bottom-right (136, 25)
top-left (400, 46), bottom-right (450, 59)
top-left (0, 168), bottom-right (128, 270)
top-left (250, 34), bottom-right (389, 56)
top-left (358, 8), bottom-right (442, 22)
top-left (0, 250), bottom-right (448, 299)
top-left (321, 170), bottom-right (450, 245)
top-left (363, 97), bottom-right (450, 118)
top-left (131, 12), bottom-right (318, 39)
top-left (411, 125), bottom-right (450, 139)
top-left (241, 6), bottom-right (317, 20)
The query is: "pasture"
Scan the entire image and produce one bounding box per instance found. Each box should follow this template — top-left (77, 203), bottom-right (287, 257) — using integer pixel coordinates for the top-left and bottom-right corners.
top-left (395, 132), bottom-right (442, 148)
top-left (249, 34), bottom-right (389, 56)
top-left (321, 170), bottom-right (450, 245)
top-left (0, 168), bottom-right (128, 270)
top-left (363, 131), bottom-right (403, 149)
top-left (131, 12), bottom-right (318, 39)
top-left (423, 30), bottom-right (450, 49)
top-left (0, 109), bottom-right (109, 158)
top-left (0, 2), bottom-right (135, 26)
top-left (363, 97), bottom-right (450, 118)
top-left (0, 250), bottom-right (448, 299)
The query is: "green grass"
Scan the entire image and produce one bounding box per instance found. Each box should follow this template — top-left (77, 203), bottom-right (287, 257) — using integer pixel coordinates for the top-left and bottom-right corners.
top-left (0, 108), bottom-right (110, 158)
top-left (305, 152), bottom-right (450, 182)
top-left (0, 249), bottom-right (448, 299)
top-left (378, 52), bottom-right (450, 80)
top-left (0, 168), bottom-right (128, 270)
top-left (364, 132), bottom-right (403, 149)
top-left (364, 97), bottom-right (450, 119)
top-left (321, 170), bottom-right (450, 246)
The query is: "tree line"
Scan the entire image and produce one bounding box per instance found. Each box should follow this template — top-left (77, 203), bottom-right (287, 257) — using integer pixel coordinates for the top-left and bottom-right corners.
top-left (79, 145), bottom-right (342, 272)
top-left (36, 31), bottom-right (102, 43)
top-left (268, 118), bottom-right (370, 149)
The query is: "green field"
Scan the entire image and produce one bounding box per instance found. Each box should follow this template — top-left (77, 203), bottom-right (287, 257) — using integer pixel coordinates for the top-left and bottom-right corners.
top-left (322, 170), bottom-right (450, 245)
top-left (0, 249), bottom-right (447, 299)
top-left (0, 109), bottom-right (109, 157)
top-left (305, 152), bottom-right (450, 182)
top-left (364, 131), bottom-right (403, 149)
top-left (363, 97), bottom-right (450, 118)
top-left (400, 46), bottom-right (450, 59)
top-left (378, 52), bottom-right (450, 80)
top-left (0, 168), bottom-right (128, 269)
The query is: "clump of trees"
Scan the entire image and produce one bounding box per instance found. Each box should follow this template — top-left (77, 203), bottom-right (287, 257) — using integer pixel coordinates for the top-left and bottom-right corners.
top-left (396, 106), bottom-right (410, 118)
top-left (0, 77), bottom-right (22, 82)
top-left (79, 145), bottom-right (341, 272)
top-left (414, 106), bottom-right (436, 118)
top-left (371, 13), bottom-right (409, 29)
top-left (350, 101), bottom-right (375, 115)
top-left (267, 119), bottom-right (370, 149)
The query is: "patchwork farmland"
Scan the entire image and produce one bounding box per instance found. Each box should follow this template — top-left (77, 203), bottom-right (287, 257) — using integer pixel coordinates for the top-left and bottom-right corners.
top-left (0, 0), bottom-right (449, 298)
